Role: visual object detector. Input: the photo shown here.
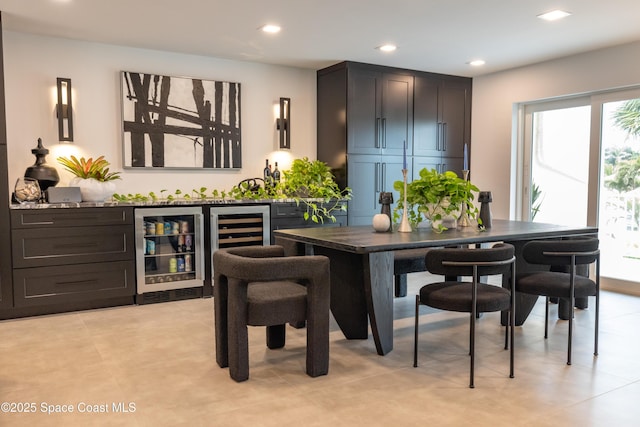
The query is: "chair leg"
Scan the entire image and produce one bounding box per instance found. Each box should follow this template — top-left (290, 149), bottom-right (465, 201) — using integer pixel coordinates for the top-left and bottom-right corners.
top-left (504, 313), bottom-right (509, 350)
top-left (469, 311), bottom-right (475, 388)
top-left (306, 311), bottom-right (329, 378)
top-left (595, 292), bottom-right (600, 356)
top-left (544, 297), bottom-right (549, 339)
top-left (567, 294), bottom-right (574, 366)
top-left (414, 295), bottom-right (419, 368)
top-left (395, 274), bottom-right (408, 297)
top-left (509, 308), bottom-right (515, 378)
top-left (228, 317), bottom-right (250, 382)
top-left (266, 324), bottom-right (286, 349)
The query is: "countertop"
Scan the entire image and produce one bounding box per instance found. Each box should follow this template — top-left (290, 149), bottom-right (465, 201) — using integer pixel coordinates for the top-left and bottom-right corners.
top-left (8, 198), bottom-right (330, 209)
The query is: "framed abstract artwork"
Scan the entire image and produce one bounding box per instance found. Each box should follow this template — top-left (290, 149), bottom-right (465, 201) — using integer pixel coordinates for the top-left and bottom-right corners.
top-left (121, 71), bottom-right (241, 169)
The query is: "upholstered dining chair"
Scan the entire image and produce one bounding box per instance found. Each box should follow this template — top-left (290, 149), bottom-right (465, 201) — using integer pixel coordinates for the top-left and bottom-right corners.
top-left (515, 237), bottom-right (600, 365)
top-left (213, 245), bottom-right (330, 382)
top-left (414, 243), bottom-right (516, 388)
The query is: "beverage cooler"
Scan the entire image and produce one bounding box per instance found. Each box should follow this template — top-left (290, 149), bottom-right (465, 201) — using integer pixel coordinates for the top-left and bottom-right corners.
top-left (134, 207), bottom-right (204, 303)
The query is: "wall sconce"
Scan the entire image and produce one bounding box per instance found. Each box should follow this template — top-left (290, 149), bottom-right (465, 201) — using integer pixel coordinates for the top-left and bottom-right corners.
top-left (276, 97), bottom-right (290, 149)
top-left (56, 77), bottom-right (74, 142)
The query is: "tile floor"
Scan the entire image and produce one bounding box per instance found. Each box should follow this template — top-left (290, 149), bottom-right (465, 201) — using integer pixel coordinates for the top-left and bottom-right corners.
top-left (1, 273), bottom-right (639, 427)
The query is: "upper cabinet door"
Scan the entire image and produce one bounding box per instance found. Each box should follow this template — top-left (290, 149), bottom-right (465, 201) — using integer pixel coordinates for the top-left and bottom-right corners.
top-left (381, 74), bottom-right (413, 156)
top-left (440, 81), bottom-right (471, 158)
top-left (347, 69), bottom-right (413, 156)
top-left (413, 76), bottom-right (440, 157)
top-left (347, 68), bottom-right (382, 154)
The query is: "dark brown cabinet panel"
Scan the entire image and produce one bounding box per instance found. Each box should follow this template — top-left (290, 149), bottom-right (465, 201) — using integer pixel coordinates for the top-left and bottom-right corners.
top-left (12, 225), bottom-right (133, 268)
top-left (413, 76), bottom-right (472, 176)
top-left (13, 261), bottom-right (135, 308)
top-left (7, 207), bottom-right (136, 314)
top-left (11, 206), bottom-right (130, 229)
top-left (269, 202), bottom-right (346, 244)
top-left (347, 66), bottom-right (413, 156)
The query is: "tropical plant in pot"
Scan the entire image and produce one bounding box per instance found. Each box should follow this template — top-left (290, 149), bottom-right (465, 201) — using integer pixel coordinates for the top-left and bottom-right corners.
top-left (394, 168), bottom-right (479, 232)
top-left (57, 155), bottom-right (121, 202)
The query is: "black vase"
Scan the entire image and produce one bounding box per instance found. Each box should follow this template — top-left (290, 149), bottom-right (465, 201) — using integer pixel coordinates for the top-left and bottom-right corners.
top-left (24, 138), bottom-right (59, 192)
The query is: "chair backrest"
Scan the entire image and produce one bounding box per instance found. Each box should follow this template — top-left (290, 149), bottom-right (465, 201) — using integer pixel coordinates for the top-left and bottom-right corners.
top-left (522, 237), bottom-right (599, 267)
top-left (425, 243), bottom-right (515, 277)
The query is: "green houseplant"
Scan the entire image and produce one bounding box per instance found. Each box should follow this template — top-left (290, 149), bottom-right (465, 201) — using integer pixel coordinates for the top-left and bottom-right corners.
top-left (57, 155), bottom-right (121, 202)
top-left (277, 157), bottom-right (352, 223)
top-left (222, 157), bottom-right (351, 223)
top-left (394, 168), bottom-right (479, 231)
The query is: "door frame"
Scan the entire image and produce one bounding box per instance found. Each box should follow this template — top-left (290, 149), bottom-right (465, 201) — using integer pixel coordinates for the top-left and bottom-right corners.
top-left (516, 87), bottom-right (640, 295)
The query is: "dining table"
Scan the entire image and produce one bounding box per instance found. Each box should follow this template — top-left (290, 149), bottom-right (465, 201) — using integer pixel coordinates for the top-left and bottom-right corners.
top-left (274, 219), bottom-right (598, 355)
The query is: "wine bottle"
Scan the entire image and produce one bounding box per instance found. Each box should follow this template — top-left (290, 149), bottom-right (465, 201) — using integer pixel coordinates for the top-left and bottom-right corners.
top-left (272, 162), bottom-right (281, 183)
top-left (263, 159), bottom-right (271, 186)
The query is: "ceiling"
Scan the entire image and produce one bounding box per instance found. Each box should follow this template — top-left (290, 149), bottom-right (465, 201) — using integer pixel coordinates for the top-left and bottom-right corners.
top-left (1, 0), bottom-right (640, 77)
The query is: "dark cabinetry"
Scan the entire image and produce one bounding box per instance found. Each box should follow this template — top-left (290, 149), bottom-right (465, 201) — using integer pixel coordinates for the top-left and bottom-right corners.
top-left (0, 15), bottom-right (12, 310)
top-left (270, 201), bottom-right (347, 244)
top-left (347, 66), bottom-right (413, 156)
top-left (318, 61), bottom-right (471, 225)
top-left (413, 75), bottom-right (471, 175)
top-left (7, 207), bottom-right (135, 315)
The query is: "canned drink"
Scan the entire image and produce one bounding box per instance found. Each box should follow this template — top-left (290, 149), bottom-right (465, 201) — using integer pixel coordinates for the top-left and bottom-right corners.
top-left (169, 257), bottom-right (178, 273)
top-left (146, 222), bottom-right (156, 235)
top-left (164, 221), bottom-right (172, 233)
top-left (177, 256), bottom-right (185, 272)
top-left (171, 221), bottom-right (180, 235)
top-left (147, 239), bottom-right (155, 255)
top-left (185, 234), bottom-right (193, 252)
top-left (178, 235), bottom-right (185, 252)
top-left (180, 220), bottom-right (189, 234)
top-left (155, 222), bottom-right (164, 235)
top-left (184, 254), bottom-right (192, 272)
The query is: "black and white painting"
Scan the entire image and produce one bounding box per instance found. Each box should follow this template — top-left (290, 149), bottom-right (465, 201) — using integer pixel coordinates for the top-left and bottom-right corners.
top-left (121, 71), bottom-right (241, 169)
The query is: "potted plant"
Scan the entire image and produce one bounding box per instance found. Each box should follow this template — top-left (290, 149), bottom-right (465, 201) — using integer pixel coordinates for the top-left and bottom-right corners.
top-left (278, 157), bottom-right (352, 223)
top-left (394, 168), bottom-right (479, 231)
top-left (57, 155), bottom-right (121, 202)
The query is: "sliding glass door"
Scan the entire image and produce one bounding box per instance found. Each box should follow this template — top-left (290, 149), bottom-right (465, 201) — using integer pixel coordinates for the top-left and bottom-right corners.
top-left (521, 98), bottom-right (591, 225)
top-left (595, 92), bottom-right (640, 286)
top-left (520, 89), bottom-right (640, 292)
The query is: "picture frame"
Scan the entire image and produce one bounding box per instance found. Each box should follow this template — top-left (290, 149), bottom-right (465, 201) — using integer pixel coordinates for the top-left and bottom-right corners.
top-left (121, 71), bottom-right (242, 169)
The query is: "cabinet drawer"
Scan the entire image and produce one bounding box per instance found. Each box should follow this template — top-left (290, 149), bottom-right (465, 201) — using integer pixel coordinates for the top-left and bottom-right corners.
top-left (13, 261), bottom-right (135, 307)
top-left (12, 225), bottom-right (134, 268)
top-left (10, 207), bottom-right (132, 229)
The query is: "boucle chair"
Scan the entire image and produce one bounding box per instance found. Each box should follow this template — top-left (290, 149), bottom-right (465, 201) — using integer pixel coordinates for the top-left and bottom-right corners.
top-left (213, 245), bottom-right (330, 382)
top-left (515, 237), bottom-right (600, 365)
top-left (414, 243), bottom-right (516, 388)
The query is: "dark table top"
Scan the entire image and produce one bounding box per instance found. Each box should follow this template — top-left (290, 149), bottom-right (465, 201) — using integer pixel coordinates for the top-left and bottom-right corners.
top-left (273, 219), bottom-right (598, 254)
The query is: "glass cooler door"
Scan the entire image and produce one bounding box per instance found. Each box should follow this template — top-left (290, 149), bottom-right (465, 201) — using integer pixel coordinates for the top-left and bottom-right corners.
top-left (134, 207), bottom-right (204, 294)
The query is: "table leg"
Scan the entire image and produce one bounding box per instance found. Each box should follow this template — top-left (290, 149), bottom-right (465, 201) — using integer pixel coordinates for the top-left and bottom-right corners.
top-left (313, 247), bottom-right (394, 355)
top-left (312, 247), bottom-right (369, 340)
top-left (363, 251), bottom-right (394, 355)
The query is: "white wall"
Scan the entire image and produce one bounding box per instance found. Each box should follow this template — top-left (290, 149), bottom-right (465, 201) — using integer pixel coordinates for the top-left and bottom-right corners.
top-left (472, 40), bottom-right (640, 219)
top-left (3, 31), bottom-right (317, 197)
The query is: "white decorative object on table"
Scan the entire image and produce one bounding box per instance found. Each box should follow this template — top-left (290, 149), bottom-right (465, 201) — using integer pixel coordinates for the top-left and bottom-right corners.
top-left (372, 213), bottom-right (391, 232)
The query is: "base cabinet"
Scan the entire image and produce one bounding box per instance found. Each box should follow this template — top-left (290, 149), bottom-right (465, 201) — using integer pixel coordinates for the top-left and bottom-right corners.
top-left (13, 261), bottom-right (134, 308)
top-left (3, 202), bottom-right (344, 318)
top-left (5, 207), bottom-right (136, 318)
top-left (270, 201), bottom-right (347, 243)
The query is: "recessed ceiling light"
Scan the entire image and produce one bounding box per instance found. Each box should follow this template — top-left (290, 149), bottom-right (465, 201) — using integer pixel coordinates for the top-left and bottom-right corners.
top-left (377, 44), bottom-right (397, 53)
top-left (260, 24), bottom-right (281, 34)
top-left (468, 59), bottom-right (486, 67)
top-left (537, 10), bottom-right (571, 21)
